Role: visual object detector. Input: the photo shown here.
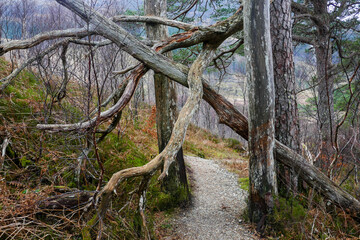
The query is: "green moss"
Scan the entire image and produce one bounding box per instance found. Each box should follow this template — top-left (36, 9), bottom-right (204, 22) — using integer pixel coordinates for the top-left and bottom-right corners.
top-left (268, 196), bottom-right (307, 238)
top-left (19, 156), bottom-right (32, 167)
top-left (238, 177), bottom-right (249, 191)
top-left (183, 141), bottom-right (206, 158)
top-left (82, 213), bottom-right (98, 240)
top-left (156, 186), bottom-right (189, 211)
top-left (225, 138), bottom-right (245, 153)
top-left (101, 134), bottom-right (149, 176)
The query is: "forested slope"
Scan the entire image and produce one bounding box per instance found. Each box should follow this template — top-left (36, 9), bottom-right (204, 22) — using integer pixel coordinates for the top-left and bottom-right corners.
top-left (0, 57), bottom-right (244, 239)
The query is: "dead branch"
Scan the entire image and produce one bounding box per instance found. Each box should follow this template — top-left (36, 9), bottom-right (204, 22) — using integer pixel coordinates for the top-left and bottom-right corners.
top-left (70, 39), bottom-right (155, 47)
top-left (56, 42), bottom-right (69, 101)
top-left (0, 28), bottom-right (91, 56)
top-left (0, 137), bottom-right (9, 170)
top-left (113, 64), bottom-right (138, 76)
top-left (38, 191), bottom-right (95, 210)
top-left (112, 15), bottom-right (223, 32)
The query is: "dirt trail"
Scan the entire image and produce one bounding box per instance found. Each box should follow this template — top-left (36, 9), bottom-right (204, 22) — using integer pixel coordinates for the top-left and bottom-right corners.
top-left (168, 156), bottom-right (257, 240)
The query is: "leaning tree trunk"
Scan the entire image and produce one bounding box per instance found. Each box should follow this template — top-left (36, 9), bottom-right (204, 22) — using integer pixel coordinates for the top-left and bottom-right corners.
top-left (145, 0), bottom-right (189, 202)
top-left (270, 0), bottom-right (301, 192)
top-left (244, 0), bottom-right (277, 231)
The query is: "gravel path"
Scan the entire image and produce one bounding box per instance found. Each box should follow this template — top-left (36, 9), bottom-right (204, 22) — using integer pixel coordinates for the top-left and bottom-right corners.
top-left (170, 156), bottom-right (256, 240)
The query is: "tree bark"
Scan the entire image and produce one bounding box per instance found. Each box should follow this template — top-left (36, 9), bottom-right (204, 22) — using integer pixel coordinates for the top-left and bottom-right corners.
top-left (244, 0), bottom-right (277, 230)
top-left (145, 0), bottom-right (189, 204)
top-left (270, 0), bottom-right (300, 153)
top-left (313, 0), bottom-right (335, 162)
top-left (270, 0), bottom-right (300, 192)
top-left (38, 191), bottom-right (95, 210)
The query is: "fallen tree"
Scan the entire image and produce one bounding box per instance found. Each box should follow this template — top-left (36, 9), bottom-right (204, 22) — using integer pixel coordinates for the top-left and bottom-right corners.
top-left (48, 0), bottom-right (360, 220)
top-left (1, 0), bottom-right (358, 225)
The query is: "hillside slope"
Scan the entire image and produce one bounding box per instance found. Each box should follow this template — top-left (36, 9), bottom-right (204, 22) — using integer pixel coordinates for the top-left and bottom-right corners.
top-left (0, 57), bottom-right (246, 239)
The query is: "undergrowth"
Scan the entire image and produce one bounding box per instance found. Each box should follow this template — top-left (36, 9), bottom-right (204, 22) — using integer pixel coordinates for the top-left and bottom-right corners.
top-left (0, 57), bottom-right (242, 239)
top-left (265, 192), bottom-right (360, 239)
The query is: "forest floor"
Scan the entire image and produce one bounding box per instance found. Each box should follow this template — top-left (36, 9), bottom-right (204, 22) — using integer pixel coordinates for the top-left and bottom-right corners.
top-left (159, 156), bottom-right (257, 240)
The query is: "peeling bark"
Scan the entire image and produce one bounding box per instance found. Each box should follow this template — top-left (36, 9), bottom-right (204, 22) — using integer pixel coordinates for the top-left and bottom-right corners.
top-left (244, 0), bottom-right (277, 228)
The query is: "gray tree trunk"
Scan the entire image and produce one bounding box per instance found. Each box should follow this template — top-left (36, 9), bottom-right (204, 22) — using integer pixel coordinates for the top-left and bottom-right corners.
top-left (270, 0), bottom-right (300, 191)
top-left (244, 0), bottom-right (277, 231)
top-left (313, 0), bottom-right (335, 161)
top-left (144, 0), bottom-right (189, 202)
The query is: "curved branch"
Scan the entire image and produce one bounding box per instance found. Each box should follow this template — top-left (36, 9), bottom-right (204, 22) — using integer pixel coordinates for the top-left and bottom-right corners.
top-left (70, 38), bottom-right (112, 47)
top-left (173, 0), bottom-right (198, 20)
top-left (0, 28), bottom-right (92, 56)
top-left (113, 64), bottom-right (138, 76)
top-left (214, 39), bottom-right (244, 61)
top-left (97, 43), bottom-right (218, 219)
top-left (291, 1), bottom-right (326, 27)
top-left (57, 42), bottom-right (69, 101)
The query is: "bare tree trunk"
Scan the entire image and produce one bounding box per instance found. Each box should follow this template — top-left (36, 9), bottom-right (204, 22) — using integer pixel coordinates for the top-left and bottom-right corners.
top-left (270, 0), bottom-right (300, 153)
top-left (145, 0), bottom-right (189, 202)
top-left (312, 0), bottom-right (335, 164)
top-left (270, 0), bottom-right (300, 192)
top-left (244, 0), bottom-right (277, 231)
